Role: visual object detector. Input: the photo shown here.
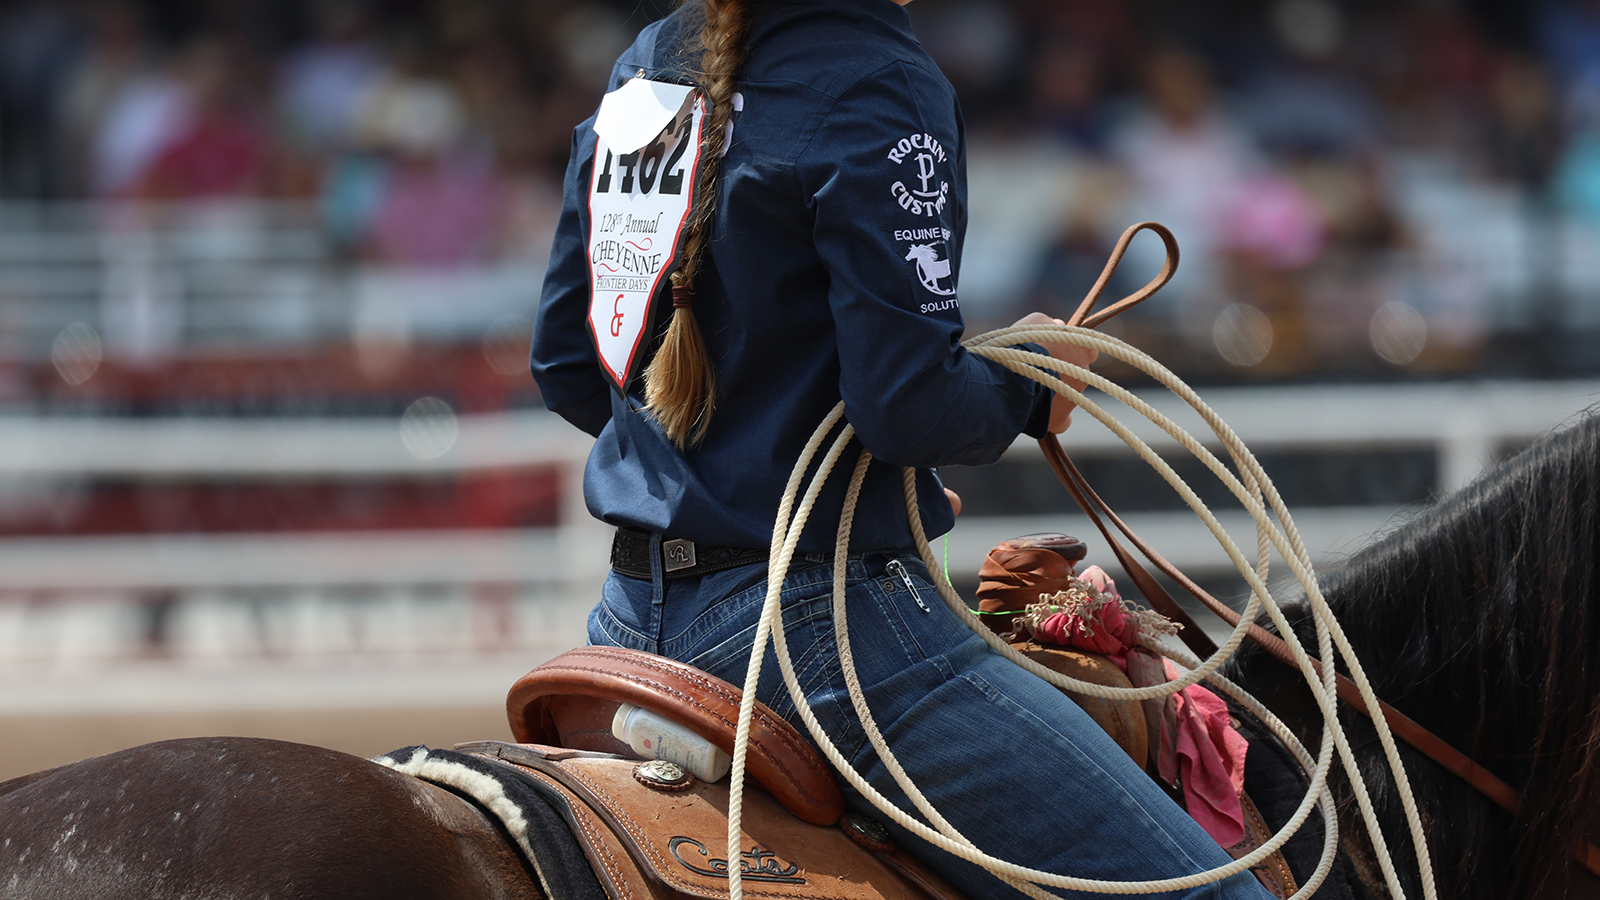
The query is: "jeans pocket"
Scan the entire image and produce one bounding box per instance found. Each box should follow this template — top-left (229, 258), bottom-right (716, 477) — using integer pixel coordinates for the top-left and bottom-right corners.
top-left (588, 574), bottom-right (657, 651)
top-left (850, 556), bottom-right (960, 676)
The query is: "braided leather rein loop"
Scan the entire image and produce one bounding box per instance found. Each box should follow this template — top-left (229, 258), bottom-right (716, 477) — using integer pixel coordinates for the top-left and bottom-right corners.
top-left (1067, 220), bottom-right (1180, 330)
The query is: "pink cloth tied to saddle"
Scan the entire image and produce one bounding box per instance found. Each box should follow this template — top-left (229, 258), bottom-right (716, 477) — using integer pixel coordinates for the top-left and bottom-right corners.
top-left (1032, 566), bottom-right (1249, 848)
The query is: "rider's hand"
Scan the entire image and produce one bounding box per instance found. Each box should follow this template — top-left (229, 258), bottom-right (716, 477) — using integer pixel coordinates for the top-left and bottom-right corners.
top-left (944, 487), bottom-right (962, 517)
top-left (1011, 312), bottom-right (1097, 433)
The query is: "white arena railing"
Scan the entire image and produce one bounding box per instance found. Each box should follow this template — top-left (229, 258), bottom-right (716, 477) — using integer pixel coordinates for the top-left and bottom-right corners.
top-left (941, 378), bottom-right (1600, 578)
top-left (0, 411), bottom-right (605, 678)
top-left (2, 378), bottom-right (1597, 675)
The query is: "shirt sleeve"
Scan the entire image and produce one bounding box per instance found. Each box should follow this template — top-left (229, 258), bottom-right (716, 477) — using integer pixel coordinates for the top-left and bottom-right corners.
top-left (797, 60), bottom-right (1052, 468)
top-left (530, 119), bottom-right (614, 439)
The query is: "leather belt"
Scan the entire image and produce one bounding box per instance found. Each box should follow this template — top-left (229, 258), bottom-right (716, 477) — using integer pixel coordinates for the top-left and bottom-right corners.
top-left (610, 527), bottom-right (766, 580)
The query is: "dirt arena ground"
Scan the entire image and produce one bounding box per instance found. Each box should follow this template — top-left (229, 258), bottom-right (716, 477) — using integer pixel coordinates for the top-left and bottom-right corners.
top-left (0, 651), bottom-right (558, 782)
top-left (0, 705), bottom-right (515, 782)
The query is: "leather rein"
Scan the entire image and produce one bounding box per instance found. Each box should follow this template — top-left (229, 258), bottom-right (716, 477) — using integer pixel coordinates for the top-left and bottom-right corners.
top-left (1049, 222), bottom-right (1600, 880)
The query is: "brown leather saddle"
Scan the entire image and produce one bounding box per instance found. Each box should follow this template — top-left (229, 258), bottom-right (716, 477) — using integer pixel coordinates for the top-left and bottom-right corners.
top-left (460, 644), bottom-right (963, 900)
top-left (464, 630), bottom-right (1298, 900)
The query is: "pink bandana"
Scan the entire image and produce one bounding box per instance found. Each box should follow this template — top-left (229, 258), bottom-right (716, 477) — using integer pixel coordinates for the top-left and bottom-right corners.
top-left (1021, 566), bottom-right (1248, 847)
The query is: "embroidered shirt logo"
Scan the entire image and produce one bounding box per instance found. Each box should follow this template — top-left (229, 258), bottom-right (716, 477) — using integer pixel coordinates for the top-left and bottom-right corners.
top-left (668, 837), bottom-right (806, 884)
top-left (887, 133), bottom-right (950, 217)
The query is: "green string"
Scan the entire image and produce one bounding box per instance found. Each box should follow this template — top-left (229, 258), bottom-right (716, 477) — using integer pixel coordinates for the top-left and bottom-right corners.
top-left (942, 533), bottom-right (950, 583)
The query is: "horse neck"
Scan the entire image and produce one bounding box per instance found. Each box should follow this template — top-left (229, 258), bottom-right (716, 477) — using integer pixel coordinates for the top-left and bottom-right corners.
top-left (1242, 416), bottom-right (1600, 899)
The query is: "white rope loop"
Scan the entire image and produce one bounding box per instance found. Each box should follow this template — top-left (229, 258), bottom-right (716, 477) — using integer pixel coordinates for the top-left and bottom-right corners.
top-left (746, 425), bottom-right (1279, 893)
top-left (973, 326), bottom-right (1434, 899)
top-left (725, 322), bottom-right (1436, 899)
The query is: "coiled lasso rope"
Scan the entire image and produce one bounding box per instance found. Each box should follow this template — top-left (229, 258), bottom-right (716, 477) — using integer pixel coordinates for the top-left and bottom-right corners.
top-left (719, 226), bottom-right (1436, 900)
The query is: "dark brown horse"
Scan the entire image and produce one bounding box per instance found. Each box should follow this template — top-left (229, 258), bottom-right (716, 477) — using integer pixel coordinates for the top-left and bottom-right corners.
top-left (1226, 410), bottom-right (1600, 900)
top-left (5, 413), bottom-right (1600, 900)
top-left (0, 737), bottom-right (541, 900)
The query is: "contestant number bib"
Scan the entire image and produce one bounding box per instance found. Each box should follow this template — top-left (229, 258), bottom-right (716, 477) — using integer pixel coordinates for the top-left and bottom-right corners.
top-left (587, 89), bottom-right (707, 393)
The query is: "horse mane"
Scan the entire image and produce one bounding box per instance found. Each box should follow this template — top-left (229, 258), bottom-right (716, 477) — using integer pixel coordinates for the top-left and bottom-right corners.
top-left (1234, 410), bottom-right (1600, 898)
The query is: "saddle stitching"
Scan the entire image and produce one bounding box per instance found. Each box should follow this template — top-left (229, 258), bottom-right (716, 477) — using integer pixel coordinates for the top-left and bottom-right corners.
top-left (564, 647), bottom-right (811, 756)
top-left (1233, 791), bottom-right (1297, 898)
top-left (519, 764), bottom-right (641, 900)
top-left (545, 653), bottom-right (833, 800)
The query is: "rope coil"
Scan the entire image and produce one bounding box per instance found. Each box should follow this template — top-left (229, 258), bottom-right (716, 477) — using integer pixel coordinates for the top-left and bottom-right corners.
top-left (720, 224), bottom-right (1435, 900)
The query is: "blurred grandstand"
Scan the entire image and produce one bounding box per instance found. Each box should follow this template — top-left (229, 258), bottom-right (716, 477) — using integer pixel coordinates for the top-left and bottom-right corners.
top-left (3, 0), bottom-right (1600, 776)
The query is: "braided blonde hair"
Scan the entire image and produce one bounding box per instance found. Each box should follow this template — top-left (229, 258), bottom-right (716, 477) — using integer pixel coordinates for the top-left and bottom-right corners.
top-left (642, 0), bottom-right (750, 448)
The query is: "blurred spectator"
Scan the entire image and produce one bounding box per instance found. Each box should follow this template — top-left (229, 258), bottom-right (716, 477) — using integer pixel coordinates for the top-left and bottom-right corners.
top-left (0, 1), bottom-right (80, 197)
top-left (0, 0), bottom-right (1592, 383)
top-left (59, 1), bottom-right (149, 196)
top-left (276, 0), bottom-right (385, 154)
top-left (1239, 0), bottom-right (1379, 157)
top-left (1482, 53), bottom-right (1559, 188)
top-left (1027, 40), bottom-right (1114, 150)
top-left (360, 76), bottom-right (502, 266)
top-left (132, 38), bottom-right (271, 199)
top-left (1110, 49), bottom-right (1265, 315)
top-left (1551, 127), bottom-right (1600, 216)
top-left (1541, 0), bottom-right (1600, 118)
top-left (90, 53), bottom-right (192, 196)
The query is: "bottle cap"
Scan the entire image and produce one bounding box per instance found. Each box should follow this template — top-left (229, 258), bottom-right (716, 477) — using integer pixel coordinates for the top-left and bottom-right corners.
top-left (611, 703), bottom-right (636, 741)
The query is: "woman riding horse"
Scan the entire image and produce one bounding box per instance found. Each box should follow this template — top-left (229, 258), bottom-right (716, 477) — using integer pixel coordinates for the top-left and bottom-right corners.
top-left (6, 2), bottom-right (1595, 898)
top-left (530, 1), bottom-right (1271, 897)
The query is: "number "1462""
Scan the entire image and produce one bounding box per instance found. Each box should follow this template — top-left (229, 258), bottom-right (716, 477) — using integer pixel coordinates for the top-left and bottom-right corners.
top-left (596, 109), bottom-right (692, 196)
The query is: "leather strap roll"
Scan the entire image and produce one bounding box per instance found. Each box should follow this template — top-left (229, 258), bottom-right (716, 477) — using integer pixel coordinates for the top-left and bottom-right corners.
top-left (973, 533), bottom-right (1086, 640)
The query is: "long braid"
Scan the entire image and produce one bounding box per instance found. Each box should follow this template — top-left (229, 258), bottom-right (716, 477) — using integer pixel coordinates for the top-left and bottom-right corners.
top-left (643, 0), bottom-right (749, 448)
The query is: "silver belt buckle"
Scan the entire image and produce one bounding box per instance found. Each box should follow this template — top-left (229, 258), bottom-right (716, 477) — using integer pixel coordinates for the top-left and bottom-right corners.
top-left (662, 538), bottom-right (697, 573)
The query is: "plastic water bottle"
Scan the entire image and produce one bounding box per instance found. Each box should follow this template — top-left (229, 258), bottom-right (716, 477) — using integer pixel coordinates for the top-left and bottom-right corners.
top-left (611, 703), bottom-right (732, 782)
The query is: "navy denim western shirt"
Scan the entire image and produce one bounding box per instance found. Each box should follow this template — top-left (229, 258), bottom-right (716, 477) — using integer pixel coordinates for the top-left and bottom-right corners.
top-left (532, 0), bottom-right (1053, 553)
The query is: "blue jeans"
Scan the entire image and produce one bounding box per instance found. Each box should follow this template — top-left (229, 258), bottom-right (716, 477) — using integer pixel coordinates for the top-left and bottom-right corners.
top-left (588, 547), bottom-right (1272, 900)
